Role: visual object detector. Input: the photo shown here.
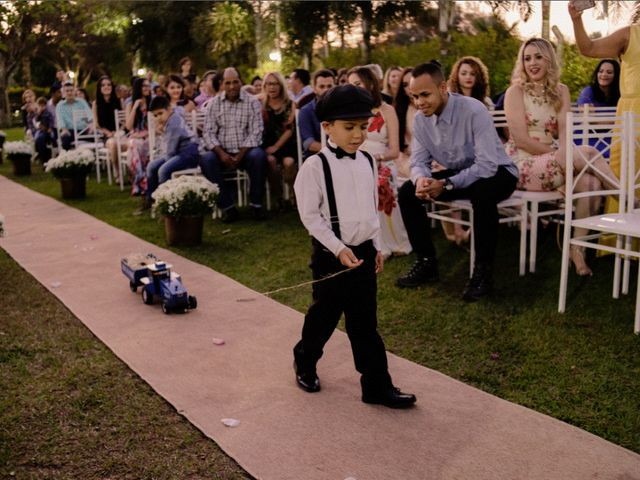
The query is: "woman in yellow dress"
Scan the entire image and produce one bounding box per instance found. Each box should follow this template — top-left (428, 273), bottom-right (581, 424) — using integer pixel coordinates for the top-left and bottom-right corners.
top-left (570, 0), bottom-right (640, 210)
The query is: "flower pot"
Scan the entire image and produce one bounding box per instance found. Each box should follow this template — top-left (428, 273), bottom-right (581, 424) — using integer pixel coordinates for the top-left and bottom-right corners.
top-left (60, 174), bottom-right (87, 199)
top-left (9, 153), bottom-right (31, 176)
top-left (164, 215), bottom-right (204, 246)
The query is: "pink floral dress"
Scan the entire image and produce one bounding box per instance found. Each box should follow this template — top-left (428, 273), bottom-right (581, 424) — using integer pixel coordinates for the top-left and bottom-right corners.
top-left (504, 92), bottom-right (564, 191)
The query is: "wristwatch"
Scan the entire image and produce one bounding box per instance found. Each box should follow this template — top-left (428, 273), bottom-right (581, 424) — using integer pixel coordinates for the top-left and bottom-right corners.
top-left (442, 178), bottom-right (454, 191)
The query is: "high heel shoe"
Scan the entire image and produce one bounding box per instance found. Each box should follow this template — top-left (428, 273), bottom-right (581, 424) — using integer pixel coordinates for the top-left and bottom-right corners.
top-left (570, 246), bottom-right (593, 276)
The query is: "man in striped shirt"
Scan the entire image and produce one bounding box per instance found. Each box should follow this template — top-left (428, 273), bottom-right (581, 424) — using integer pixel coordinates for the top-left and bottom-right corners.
top-left (200, 68), bottom-right (268, 222)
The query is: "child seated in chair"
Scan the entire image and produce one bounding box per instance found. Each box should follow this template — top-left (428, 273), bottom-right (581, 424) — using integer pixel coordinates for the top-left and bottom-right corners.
top-left (136, 95), bottom-right (200, 215)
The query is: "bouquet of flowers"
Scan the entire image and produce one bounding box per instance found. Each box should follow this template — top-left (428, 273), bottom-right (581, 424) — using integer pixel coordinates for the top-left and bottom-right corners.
top-left (4, 140), bottom-right (32, 159)
top-left (378, 164), bottom-right (396, 216)
top-left (152, 175), bottom-right (219, 217)
top-left (44, 149), bottom-right (94, 178)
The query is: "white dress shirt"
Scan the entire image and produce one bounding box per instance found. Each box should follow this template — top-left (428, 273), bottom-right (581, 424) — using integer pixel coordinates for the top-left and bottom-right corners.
top-left (294, 145), bottom-right (380, 256)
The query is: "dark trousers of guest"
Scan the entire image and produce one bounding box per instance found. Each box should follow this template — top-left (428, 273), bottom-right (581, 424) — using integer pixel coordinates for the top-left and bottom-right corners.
top-left (35, 130), bottom-right (54, 163)
top-left (60, 131), bottom-right (75, 151)
top-left (293, 239), bottom-right (393, 394)
top-left (146, 143), bottom-right (199, 201)
top-left (199, 147), bottom-right (267, 210)
top-left (398, 166), bottom-right (517, 264)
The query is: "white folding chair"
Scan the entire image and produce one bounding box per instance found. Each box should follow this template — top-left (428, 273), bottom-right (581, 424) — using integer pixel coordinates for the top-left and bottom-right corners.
top-left (72, 109), bottom-right (111, 184)
top-left (558, 111), bottom-right (640, 334)
top-left (114, 110), bottom-right (128, 190)
top-left (493, 109), bottom-right (565, 273)
top-left (427, 195), bottom-right (527, 277)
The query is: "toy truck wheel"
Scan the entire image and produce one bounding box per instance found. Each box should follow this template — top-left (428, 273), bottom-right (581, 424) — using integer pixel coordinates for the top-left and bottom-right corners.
top-left (142, 287), bottom-right (153, 305)
top-left (161, 302), bottom-right (170, 314)
top-left (188, 295), bottom-right (197, 310)
top-left (129, 281), bottom-right (137, 293)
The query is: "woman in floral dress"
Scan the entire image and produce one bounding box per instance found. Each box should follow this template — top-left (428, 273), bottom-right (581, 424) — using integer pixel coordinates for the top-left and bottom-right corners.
top-left (348, 66), bottom-right (411, 258)
top-left (125, 77), bottom-right (151, 196)
top-left (505, 38), bottom-right (617, 276)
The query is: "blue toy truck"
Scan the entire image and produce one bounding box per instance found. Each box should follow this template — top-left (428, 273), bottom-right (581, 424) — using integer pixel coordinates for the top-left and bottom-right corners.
top-left (121, 253), bottom-right (197, 314)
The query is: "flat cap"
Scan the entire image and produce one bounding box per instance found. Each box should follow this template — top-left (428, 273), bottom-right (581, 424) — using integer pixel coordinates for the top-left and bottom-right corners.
top-left (315, 84), bottom-right (375, 122)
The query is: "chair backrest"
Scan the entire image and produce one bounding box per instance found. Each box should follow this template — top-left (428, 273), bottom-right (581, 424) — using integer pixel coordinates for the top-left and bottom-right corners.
top-left (565, 110), bottom-right (627, 212)
top-left (491, 109), bottom-right (508, 128)
top-left (72, 108), bottom-right (98, 148)
top-left (627, 113), bottom-right (640, 212)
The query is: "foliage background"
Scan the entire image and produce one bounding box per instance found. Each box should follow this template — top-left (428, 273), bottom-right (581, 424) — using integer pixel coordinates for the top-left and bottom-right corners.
top-left (1, 0), bottom-right (614, 125)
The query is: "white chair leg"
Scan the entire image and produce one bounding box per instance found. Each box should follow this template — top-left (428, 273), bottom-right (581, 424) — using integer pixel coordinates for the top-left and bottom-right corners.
top-left (558, 225), bottom-right (573, 314)
top-left (105, 151), bottom-right (113, 185)
top-left (519, 203), bottom-right (527, 276)
top-left (622, 235), bottom-right (631, 295)
top-left (529, 200), bottom-right (539, 273)
top-left (613, 235), bottom-right (623, 299)
top-left (95, 151), bottom-right (101, 183)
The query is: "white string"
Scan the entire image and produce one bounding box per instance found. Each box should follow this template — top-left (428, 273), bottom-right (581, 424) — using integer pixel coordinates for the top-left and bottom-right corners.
top-left (261, 265), bottom-right (359, 296)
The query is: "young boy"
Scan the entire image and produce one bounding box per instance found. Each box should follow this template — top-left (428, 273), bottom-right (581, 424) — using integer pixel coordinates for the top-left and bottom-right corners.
top-left (292, 85), bottom-right (416, 409)
top-left (137, 95), bottom-right (200, 214)
top-left (34, 97), bottom-right (55, 165)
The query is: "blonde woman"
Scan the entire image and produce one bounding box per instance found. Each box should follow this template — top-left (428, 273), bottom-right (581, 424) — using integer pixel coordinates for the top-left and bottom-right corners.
top-left (505, 37), bottom-right (617, 276)
top-left (382, 66), bottom-right (403, 105)
top-left (260, 71), bottom-right (297, 208)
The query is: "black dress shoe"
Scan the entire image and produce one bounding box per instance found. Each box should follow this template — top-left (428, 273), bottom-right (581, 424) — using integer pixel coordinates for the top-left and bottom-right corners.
top-left (396, 257), bottom-right (439, 288)
top-left (296, 371), bottom-right (321, 393)
top-left (362, 387), bottom-right (416, 408)
top-left (293, 360), bottom-right (320, 393)
top-left (462, 263), bottom-right (493, 302)
top-left (221, 207), bottom-right (239, 224)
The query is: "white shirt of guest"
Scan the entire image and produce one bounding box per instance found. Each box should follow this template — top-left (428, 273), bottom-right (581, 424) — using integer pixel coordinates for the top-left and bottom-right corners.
top-left (294, 144), bottom-right (380, 257)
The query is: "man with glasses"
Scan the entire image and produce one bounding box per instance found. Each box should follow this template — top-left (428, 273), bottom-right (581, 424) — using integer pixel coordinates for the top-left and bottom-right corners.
top-left (200, 67), bottom-right (268, 222)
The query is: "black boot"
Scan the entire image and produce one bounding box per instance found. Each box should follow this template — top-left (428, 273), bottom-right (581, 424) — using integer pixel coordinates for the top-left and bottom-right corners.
top-left (396, 257), bottom-right (439, 288)
top-left (462, 263), bottom-right (493, 302)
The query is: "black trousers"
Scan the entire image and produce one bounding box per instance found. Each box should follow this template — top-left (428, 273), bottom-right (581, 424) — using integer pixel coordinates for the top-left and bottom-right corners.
top-left (293, 239), bottom-right (392, 393)
top-left (398, 166), bottom-right (517, 264)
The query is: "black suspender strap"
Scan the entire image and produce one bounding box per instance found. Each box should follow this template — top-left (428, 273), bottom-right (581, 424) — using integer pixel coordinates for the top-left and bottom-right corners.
top-left (360, 150), bottom-right (375, 173)
top-left (317, 152), bottom-right (341, 240)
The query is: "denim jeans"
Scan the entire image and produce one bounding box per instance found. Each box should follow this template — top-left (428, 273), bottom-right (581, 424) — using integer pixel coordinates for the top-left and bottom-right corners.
top-left (35, 130), bottom-right (54, 163)
top-left (146, 143), bottom-right (199, 201)
top-left (199, 147), bottom-right (267, 210)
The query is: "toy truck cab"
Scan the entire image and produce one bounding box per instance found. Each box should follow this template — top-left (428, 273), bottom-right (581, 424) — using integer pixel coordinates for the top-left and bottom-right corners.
top-left (121, 254), bottom-right (197, 314)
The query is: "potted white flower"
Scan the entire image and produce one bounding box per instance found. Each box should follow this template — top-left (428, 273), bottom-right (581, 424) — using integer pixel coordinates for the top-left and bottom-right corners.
top-left (151, 175), bottom-right (219, 246)
top-left (45, 149), bottom-right (95, 199)
top-left (4, 140), bottom-right (32, 176)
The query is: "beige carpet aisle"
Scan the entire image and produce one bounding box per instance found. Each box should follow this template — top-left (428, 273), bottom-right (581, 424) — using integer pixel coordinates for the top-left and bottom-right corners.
top-left (1, 175), bottom-right (639, 480)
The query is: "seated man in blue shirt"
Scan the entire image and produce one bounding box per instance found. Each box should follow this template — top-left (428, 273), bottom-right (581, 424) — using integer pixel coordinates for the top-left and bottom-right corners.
top-left (298, 69), bottom-right (335, 160)
top-left (138, 95), bottom-right (200, 214)
top-left (396, 61), bottom-right (519, 302)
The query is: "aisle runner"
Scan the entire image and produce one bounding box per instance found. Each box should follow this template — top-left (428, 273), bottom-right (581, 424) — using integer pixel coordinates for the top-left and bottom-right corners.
top-left (1, 175), bottom-right (638, 480)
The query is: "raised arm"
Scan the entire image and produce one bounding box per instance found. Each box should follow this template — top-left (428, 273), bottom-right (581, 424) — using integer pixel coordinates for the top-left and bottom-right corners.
top-left (569, 1), bottom-right (629, 58)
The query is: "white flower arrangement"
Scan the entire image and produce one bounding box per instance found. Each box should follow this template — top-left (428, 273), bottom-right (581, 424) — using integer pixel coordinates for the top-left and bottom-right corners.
top-left (0, 214), bottom-right (4, 237)
top-left (4, 141), bottom-right (32, 156)
top-left (152, 175), bottom-right (219, 217)
top-left (45, 149), bottom-right (94, 178)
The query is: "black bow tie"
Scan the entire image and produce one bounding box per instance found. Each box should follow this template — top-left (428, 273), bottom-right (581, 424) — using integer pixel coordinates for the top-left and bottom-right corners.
top-left (328, 144), bottom-right (357, 160)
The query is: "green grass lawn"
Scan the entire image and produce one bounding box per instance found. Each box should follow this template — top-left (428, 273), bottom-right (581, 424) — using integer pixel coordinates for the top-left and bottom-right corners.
top-left (1, 127), bottom-right (639, 477)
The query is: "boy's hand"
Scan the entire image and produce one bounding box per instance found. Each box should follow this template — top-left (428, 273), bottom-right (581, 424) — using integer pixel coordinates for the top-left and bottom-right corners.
top-left (337, 248), bottom-right (364, 269)
top-left (375, 251), bottom-right (384, 274)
